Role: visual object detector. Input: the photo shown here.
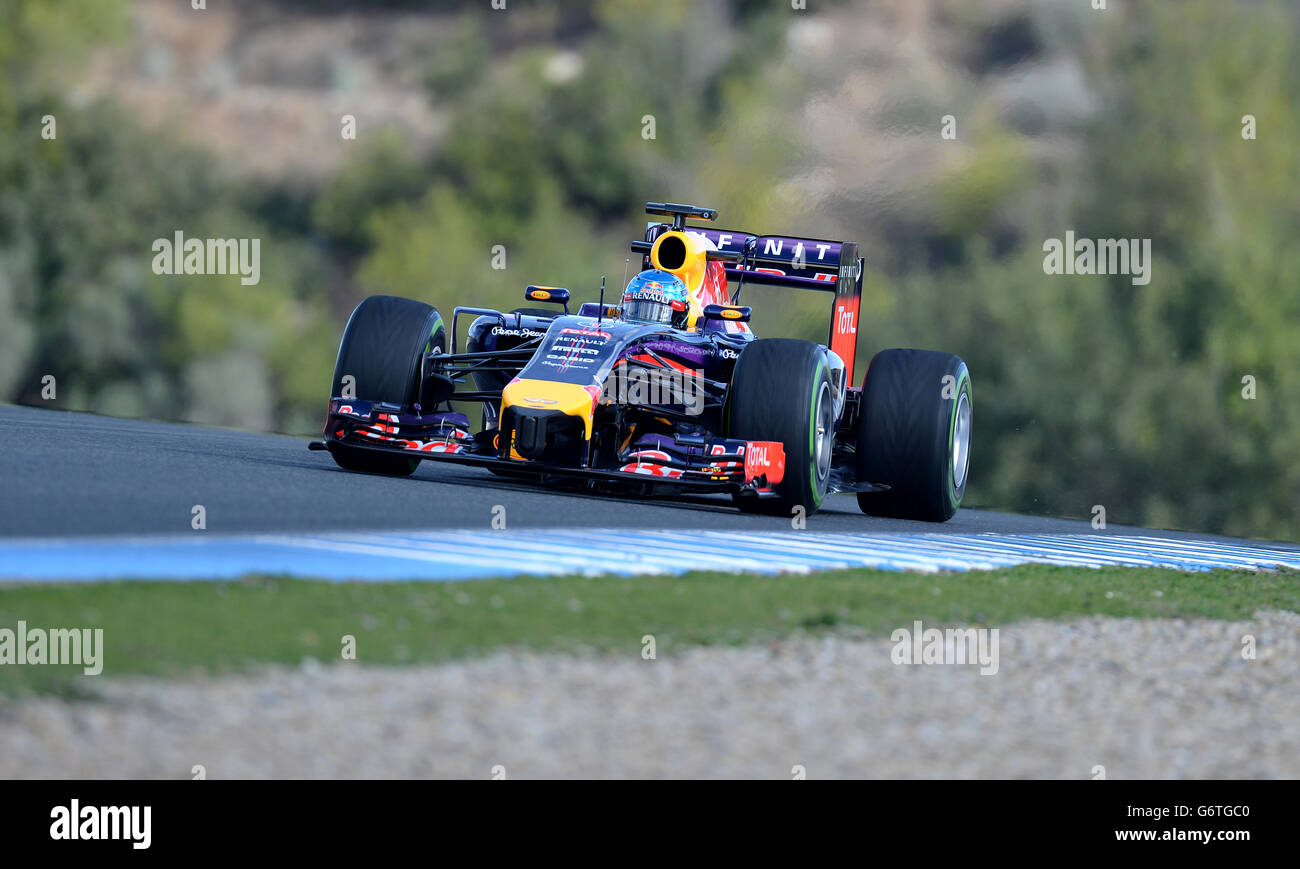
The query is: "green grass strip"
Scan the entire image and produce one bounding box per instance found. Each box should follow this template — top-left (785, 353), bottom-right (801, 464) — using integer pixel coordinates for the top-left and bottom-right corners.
top-left (1, 564), bottom-right (1296, 695)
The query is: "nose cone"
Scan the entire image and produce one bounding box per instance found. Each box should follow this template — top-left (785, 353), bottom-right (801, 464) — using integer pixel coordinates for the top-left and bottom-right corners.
top-left (498, 378), bottom-right (601, 464)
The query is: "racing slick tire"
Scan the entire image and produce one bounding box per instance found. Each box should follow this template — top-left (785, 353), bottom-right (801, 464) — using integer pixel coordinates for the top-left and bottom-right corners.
top-left (726, 338), bottom-right (835, 516)
top-left (855, 349), bottom-right (972, 522)
top-left (328, 294), bottom-right (445, 477)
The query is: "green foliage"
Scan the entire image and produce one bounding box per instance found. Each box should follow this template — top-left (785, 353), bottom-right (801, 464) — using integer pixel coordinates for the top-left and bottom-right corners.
top-left (859, 0), bottom-right (1300, 539)
top-left (1, 38), bottom-right (335, 432)
top-left (311, 131), bottom-right (425, 254)
top-left (0, 0), bottom-right (128, 109)
top-left (358, 181), bottom-right (618, 322)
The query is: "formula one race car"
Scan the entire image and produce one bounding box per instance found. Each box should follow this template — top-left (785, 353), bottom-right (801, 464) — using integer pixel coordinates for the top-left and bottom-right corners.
top-left (309, 202), bottom-right (972, 520)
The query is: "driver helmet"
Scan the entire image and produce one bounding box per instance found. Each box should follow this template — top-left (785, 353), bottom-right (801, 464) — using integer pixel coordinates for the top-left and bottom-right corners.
top-left (621, 269), bottom-right (690, 329)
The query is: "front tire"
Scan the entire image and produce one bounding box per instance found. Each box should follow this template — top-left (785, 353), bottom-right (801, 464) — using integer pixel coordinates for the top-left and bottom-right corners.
top-left (726, 339), bottom-right (835, 516)
top-left (328, 294), bottom-right (445, 477)
top-left (855, 348), bottom-right (972, 522)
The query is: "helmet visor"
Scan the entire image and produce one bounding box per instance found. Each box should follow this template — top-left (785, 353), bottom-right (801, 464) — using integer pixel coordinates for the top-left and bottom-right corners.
top-left (622, 296), bottom-right (675, 325)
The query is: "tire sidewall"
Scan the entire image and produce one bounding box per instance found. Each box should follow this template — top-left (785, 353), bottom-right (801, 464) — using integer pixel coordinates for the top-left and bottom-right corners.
top-left (802, 356), bottom-right (831, 510)
top-left (941, 362), bottom-right (971, 513)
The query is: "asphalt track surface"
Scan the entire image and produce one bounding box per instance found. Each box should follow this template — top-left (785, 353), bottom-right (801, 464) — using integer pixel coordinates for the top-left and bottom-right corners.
top-left (2, 403), bottom-right (1293, 546)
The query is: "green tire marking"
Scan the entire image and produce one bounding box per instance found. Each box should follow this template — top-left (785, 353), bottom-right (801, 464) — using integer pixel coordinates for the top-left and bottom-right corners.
top-left (945, 366), bottom-right (971, 508)
top-left (807, 358), bottom-right (829, 508)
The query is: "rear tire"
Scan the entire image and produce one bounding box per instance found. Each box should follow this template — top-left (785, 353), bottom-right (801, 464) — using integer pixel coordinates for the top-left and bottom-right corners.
top-left (328, 295), bottom-right (445, 477)
top-left (855, 349), bottom-right (972, 522)
top-left (726, 339), bottom-right (835, 516)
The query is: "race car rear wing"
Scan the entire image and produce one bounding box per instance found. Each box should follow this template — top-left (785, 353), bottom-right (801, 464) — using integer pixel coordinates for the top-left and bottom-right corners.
top-left (633, 202), bottom-right (864, 383)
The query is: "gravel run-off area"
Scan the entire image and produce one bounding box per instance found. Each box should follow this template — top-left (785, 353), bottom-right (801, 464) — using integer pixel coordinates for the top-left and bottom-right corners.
top-left (2, 612), bottom-right (1297, 779)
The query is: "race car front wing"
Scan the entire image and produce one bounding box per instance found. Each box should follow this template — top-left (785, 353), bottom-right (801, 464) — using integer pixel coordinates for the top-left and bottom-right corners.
top-left (311, 399), bottom-right (788, 496)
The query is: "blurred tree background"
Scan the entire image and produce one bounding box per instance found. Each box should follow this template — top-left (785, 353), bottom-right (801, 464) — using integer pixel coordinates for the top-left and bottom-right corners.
top-left (1, 0), bottom-right (1296, 540)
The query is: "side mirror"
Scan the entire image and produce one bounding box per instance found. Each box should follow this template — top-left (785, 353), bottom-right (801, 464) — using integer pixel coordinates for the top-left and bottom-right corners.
top-left (702, 303), bottom-right (752, 323)
top-left (525, 286), bottom-right (570, 312)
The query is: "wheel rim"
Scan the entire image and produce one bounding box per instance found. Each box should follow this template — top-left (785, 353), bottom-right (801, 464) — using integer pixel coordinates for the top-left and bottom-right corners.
top-left (952, 389), bottom-right (972, 490)
top-left (814, 381), bottom-right (834, 482)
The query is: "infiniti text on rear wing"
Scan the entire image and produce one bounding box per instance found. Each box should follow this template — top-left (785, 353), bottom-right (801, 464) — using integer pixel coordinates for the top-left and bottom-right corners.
top-left (642, 222), bottom-right (864, 384)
